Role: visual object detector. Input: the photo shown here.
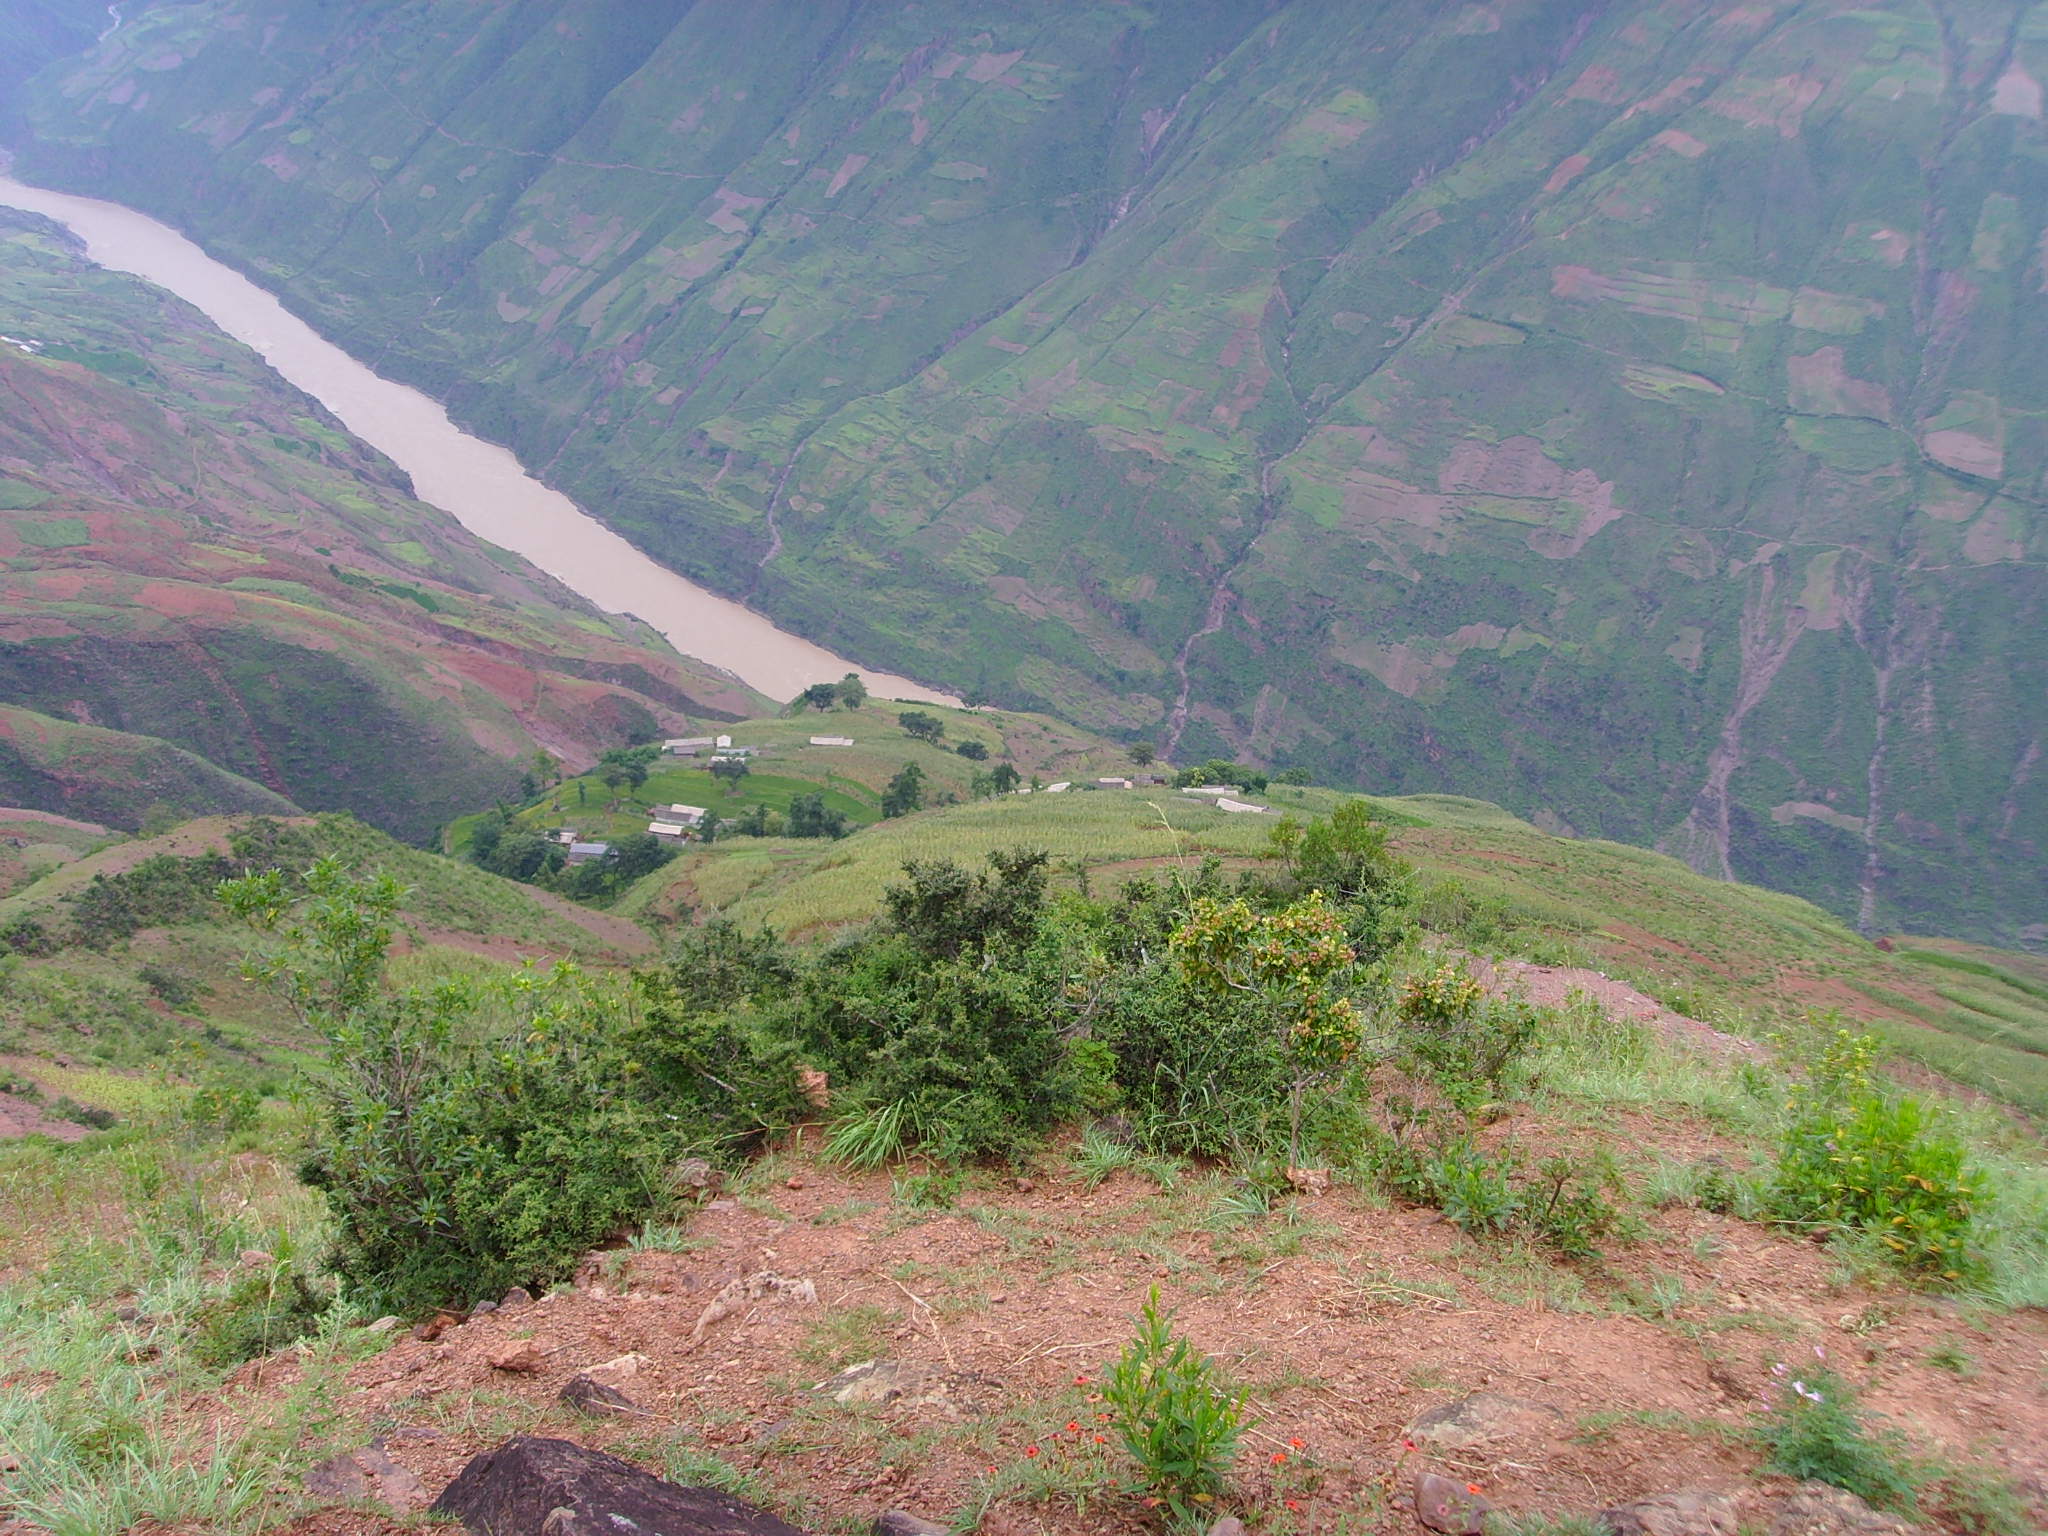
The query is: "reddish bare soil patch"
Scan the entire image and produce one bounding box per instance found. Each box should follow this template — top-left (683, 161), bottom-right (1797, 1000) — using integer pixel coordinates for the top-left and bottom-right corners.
top-left (240, 1115), bottom-right (2044, 1536)
top-left (1477, 957), bottom-right (1764, 1061)
top-left (0, 1091), bottom-right (86, 1142)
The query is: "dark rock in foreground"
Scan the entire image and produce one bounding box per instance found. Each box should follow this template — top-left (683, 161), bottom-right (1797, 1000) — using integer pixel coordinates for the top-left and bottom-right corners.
top-left (432, 1436), bottom-right (807, 1536)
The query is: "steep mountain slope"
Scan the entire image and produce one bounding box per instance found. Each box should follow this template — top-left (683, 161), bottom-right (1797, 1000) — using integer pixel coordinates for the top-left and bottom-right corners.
top-left (14, 1), bottom-right (2045, 939)
top-left (0, 702), bottom-right (298, 830)
top-left (0, 209), bottom-right (766, 840)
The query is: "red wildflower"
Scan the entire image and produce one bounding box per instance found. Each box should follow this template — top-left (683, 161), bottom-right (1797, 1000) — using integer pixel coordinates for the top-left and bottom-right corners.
top-left (1467, 1483), bottom-right (1484, 1496)
top-left (1066, 1421), bottom-right (1080, 1433)
top-left (1074, 1374), bottom-right (1091, 1385)
top-left (1288, 1437), bottom-right (1305, 1449)
top-left (1271, 1452), bottom-right (1288, 1466)
top-left (1284, 1500), bottom-right (1302, 1513)
top-left (1025, 1445), bottom-right (1039, 1458)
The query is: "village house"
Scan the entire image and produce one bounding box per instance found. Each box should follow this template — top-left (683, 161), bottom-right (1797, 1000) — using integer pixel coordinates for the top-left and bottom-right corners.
top-left (565, 840), bottom-right (610, 865)
top-left (1181, 785), bottom-right (1234, 797)
top-left (809, 735), bottom-right (855, 747)
top-left (1097, 776), bottom-right (1133, 789)
top-left (1214, 797), bottom-right (1268, 814)
top-left (660, 804), bottom-right (707, 826)
top-left (646, 821), bottom-right (688, 841)
top-left (662, 736), bottom-right (715, 756)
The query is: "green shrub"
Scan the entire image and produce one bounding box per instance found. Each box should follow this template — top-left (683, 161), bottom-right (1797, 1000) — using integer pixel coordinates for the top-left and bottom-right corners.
top-left (1098, 965), bottom-right (1290, 1158)
top-left (1394, 961), bottom-right (1538, 1112)
top-left (226, 861), bottom-right (793, 1311)
top-left (0, 916), bottom-right (56, 957)
top-left (1757, 1360), bottom-right (1915, 1512)
top-left (1385, 1139), bottom-right (1621, 1257)
top-left (190, 1267), bottom-right (327, 1367)
top-left (183, 1082), bottom-right (261, 1140)
top-left (810, 946), bottom-right (1073, 1162)
top-left (1102, 1289), bottom-right (1247, 1525)
top-left (1416, 1138), bottom-right (1518, 1234)
top-left (1770, 1030), bottom-right (1986, 1285)
top-left (136, 962), bottom-right (201, 1008)
top-left (51, 1096), bottom-right (117, 1131)
top-left (799, 853), bottom-right (1080, 1163)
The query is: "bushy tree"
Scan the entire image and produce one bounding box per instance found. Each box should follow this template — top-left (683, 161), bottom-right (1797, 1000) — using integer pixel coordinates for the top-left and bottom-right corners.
top-left (881, 762), bottom-right (926, 817)
top-left (1267, 799), bottom-right (1414, 960)
top-left (786, 792), bottom-right (848, 839)
top-left (709, 756), bottom-right (750, 794)
top-left (954, 739), bottom-right (989, 761)
top-left (1174, 759), bottom-right (1268, 794)
top-left (898, 709), bottom-right (945, 743)
top-left (836, 673), bottom-right (868, 709)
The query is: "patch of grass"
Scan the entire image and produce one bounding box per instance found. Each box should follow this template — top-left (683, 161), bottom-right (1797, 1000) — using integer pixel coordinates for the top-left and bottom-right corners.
top-left (1756, 1362), bottom-right (1916, 1512)
top-left (794, 1303), bottom-right (894, 1373)
top-left (1924, 1338), bottom-right (1976, 1376)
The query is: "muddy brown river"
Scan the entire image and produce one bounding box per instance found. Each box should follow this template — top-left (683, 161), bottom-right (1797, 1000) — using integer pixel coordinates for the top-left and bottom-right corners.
top-left (0, 173), bottom-right (954, 705)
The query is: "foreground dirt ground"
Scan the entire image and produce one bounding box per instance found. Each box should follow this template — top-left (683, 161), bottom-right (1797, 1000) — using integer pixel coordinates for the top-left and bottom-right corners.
top-left (218, 1103), bottom-right (2048, 1536)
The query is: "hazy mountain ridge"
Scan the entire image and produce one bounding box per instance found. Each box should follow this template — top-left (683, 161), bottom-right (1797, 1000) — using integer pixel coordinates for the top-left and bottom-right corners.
top-left (12, 0), bottom-right (2046, 940)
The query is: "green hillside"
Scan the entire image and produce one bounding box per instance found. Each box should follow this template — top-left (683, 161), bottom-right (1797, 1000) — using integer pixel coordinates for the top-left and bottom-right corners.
top-left (15, 0), bottom-right (2044, 940)
top-left (0, 702), bottom-right (298, 831)
top-left (0, 208), bottom-right (767, 842)
top-left (627, 782), bottom-right (2048, 1117)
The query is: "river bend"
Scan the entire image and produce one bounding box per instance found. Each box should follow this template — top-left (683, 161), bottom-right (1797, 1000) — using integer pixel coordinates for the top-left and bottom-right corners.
top-left (0, 173), bottom-right (953, 706)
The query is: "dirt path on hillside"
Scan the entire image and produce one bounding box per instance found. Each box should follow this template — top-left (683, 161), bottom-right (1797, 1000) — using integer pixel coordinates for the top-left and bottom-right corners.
top-left (520, 887), bottom-right (656, 956)
top-left (1473, 956), bottom-right (1766, 1061)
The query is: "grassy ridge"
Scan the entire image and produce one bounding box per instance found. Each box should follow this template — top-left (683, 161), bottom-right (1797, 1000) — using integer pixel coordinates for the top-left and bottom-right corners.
top-left (642, 784), bottom-right (2048, 1116)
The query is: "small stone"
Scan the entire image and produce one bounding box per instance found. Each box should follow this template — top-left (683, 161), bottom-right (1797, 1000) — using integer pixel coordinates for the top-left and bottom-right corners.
top-left (363, 1315), bottom-right (401, 1334)
top-left (303, 1447), bottom-right (428, 1513)
top-left (784, 1176), bottom-right (804, 1190)
top-left (584, 1352), bottom-right (649, 1388)
top-left (1013, 1176), bottom-right (1036, 1193)
top-left (797, 1068), bottom-right (831, 1110)
top-left (1769, 1482), bottom-right (1917, 1536)
top-left (499, 1287), bottom-right (535, 1311)
top-left (672, 1157), bottom-right (724, 1195)
top-left (113, 1305), bottom-right (143, 1324)
top-left (1408, 1392), bottom-right (1558, 1451)
top-left (1285, 1166), bottom-right (1331, 1195)
top-left (559, 1374), bottom-right (641, 1418)
top-left (470, 1300), bottom-right (498, 1317)
top-left (1414, 1470), bottom-right (1491, 1536)
top-left (1208, 1520), bottom-right (1248, 1536)
top-left (1601, 1490), bottom-right (1739, 1536)
top-left (238, 1248), bottom-right (275, 1268)
top-left (487, 1339), bottom-right (547, 1373)
top-left (873, 1510), bottom-right (948, 1536)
